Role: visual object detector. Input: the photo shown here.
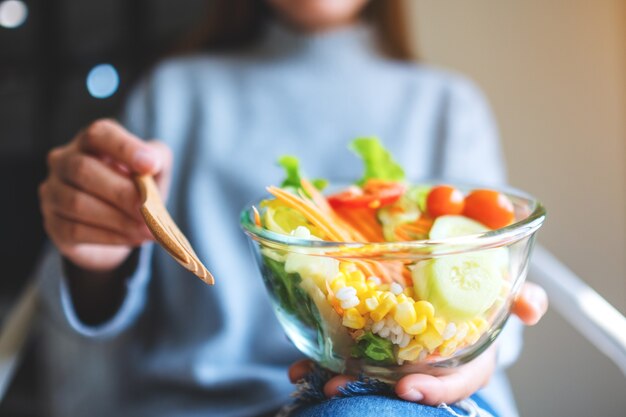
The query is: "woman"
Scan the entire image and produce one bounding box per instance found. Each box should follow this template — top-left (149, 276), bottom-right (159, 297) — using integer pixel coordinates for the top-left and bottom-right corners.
top-left (36, 0), bottom-right (547, 416)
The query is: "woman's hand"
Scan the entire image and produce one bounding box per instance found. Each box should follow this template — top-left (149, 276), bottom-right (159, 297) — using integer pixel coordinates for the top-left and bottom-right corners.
top-left (39, 119), bottom-right (172, 273)
top-left (288, 281), bottom-right (548, 406)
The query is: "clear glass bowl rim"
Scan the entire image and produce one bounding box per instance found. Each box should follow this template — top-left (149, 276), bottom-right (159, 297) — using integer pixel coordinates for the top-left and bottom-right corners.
top-left (240, 182), bottom-right (546, 257)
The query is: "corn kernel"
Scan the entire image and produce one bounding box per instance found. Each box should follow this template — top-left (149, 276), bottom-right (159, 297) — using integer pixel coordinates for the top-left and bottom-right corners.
top-left (331, 277), bottom-right (347, 293)
top-left (414, 300), bottom-right (435, 320)
top-left (394, 301), bottom-right (417, 329)
top-left (396, 293), bottom-right (410, 304)
top-left (404, 316), bottom-right (427, 335)
top-left (455, 322), bottom-right (469, 341)
top-left (472, 317), bottom-right (489, 333)
top-left (390, 282), bottom-right (403, 295)
top-left (367, 276), bottom-right (382, 288)
top-left (335, 286), bottom-right (357, 301)
top-left (439, 340), bottom-right (458, 357)
top-left (431, 317), bottom-right (447, 335)
top-left (465, 321), bottom-right (481, 345)
top-left (340, 296), bottom-right (360, 310)
top-left (398, 339), bottom-right (424, 362)
top-left (333, 271), bottom-right (347, 281)
top-left (442, 323), bottom-right (457, 340)
top-left (348, 269), bottom-right (365, 283)
top-left (342, 308), bottom-right (366, 329)
top-left (340, 262), bottom-right (358, 274)
top-left (370, 293), bottom-right (397, 322)
top-left (386, 292), bottom-right (398, 303)
top-left (351, 281), bottom-right (369, 295)
top-left (399, 333), bottom-right (411, 348)
top-left (365, 296), bottom-right (380, 311)
top-left (417, 327), bottom-right (443, 352)
top-left (356, 302), bottom-right (370, 315)
top-left (369, 310), bottom-right (386, 324)
top-left (361, 289), bottom-right (377, 300)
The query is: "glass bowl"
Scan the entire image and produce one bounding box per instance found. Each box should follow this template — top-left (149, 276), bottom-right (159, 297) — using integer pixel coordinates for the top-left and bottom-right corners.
top-left (240, 183), bottom-right (546, 382)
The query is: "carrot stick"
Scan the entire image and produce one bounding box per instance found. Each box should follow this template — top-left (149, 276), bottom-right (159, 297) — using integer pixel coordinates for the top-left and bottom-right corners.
top-left (394, 227), bottom-right (412, 241)
top-left (349, 259), bottom-right (377, 279)
top-left (368, 260), bottom-right (392, 283)
top-left (335, 207), bottom-right (385, 242)
top-left (252, 206), bottom-right (262, 227)
top-left (269, 183), bottom-right (401, 286)
top-left (381, 261), bottom-right (409, 286)
top-left (300, 179), bottom-right (369, 242)
top-left (353, 208), bottom-right (383, 235)
top-left (300, 179), bottom-right (332, 213)
top-left (267, 186), bottom-right (350, 241)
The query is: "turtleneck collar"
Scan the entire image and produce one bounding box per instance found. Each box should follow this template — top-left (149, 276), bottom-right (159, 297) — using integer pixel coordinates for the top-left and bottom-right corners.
top-left (254, 19), bottom-right (382, 63)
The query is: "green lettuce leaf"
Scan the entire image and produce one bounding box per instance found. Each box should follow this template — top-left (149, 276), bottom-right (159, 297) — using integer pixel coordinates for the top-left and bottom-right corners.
top-left (351, 331), bottom-right (395, 364)
top-left (263, 256), bottom-right (321, 330)
top-left (349, 137), bottom-right (405, 186)
top-left (406, 185), bottom-right (432, 213)
top-left (277, 156), bottom-right (328, 192)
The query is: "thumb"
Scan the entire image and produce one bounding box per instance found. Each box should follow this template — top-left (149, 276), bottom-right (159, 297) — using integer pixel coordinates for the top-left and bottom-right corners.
top-left (144, 140), bottom-right (173, 198)
top-left (143, 141), bottom-right (172, 176)
top-left (78, 119), bottom-right (165, 175)
top-left (512, 282), bottom-right (549, 326)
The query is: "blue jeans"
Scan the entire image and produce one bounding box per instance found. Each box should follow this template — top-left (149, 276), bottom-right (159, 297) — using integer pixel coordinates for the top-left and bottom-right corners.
top-left (280, 366), bottom-right (499, 417)
top-left (288, 395), bottom-right (497, 417)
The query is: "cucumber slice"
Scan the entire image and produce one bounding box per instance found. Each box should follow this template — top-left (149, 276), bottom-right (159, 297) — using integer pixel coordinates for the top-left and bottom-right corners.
top-left (412, 253), bottom-right (502, 321)
top-left (429, 215), bottom-right (510, 275)
top-left (429, 215), bottom-right (488, 239)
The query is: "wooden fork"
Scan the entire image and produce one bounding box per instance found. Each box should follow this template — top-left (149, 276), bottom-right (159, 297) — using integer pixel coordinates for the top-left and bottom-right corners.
top-left (134, 175), bottom-right (215, 285)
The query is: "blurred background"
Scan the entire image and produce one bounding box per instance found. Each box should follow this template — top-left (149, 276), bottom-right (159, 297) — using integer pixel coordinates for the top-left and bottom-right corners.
top-left (410, 1), bottom-right (626, 416)
top-left (0, 0), bottom-right (624, 416)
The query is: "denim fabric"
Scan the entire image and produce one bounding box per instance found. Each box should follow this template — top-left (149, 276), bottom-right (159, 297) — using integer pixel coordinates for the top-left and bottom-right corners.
top-left (289, 395), bottom-right (497, 417)
top-left (281, 366), bottom-right (498, 417)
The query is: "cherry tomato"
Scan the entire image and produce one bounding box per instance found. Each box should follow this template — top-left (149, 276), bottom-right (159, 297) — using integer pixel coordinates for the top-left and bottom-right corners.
top-left (327, 180), bottom-right (406, 209)
top-left (426, 185), bottom-right (465, 218)
top-left (463, 189), bottom-right (515, 229)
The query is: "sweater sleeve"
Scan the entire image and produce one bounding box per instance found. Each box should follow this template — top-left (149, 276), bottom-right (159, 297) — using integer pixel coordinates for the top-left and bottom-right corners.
top-left (438, 76), bottom-right (507, 187)
top-left (35, 243), bottom-right (154, 339)
top-left (35, 78), bottom-right (157, 339)
top-left (439, 76), bottom-right (523, 369)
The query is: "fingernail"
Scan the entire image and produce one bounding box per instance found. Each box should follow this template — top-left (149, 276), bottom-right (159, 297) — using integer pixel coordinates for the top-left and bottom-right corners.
top-left (133, 149), bottom-right (161, 173)
top-left (401, 388), bottom-right (424, 402)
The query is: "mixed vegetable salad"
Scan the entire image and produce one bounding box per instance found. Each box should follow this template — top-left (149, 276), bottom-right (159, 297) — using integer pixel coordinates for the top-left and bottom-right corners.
top-left (254, 138), bottom-right (516, 366)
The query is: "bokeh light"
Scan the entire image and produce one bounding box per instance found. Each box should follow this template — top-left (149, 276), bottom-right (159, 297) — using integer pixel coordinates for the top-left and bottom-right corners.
top-left (86, 64), bottom-right (120, 99)
top-left (0, 0), bottom-right (28, 28)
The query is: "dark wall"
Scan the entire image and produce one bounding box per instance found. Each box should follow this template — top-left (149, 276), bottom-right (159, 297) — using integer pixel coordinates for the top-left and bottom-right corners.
top-left (0, 0), bottom-right (208, 301)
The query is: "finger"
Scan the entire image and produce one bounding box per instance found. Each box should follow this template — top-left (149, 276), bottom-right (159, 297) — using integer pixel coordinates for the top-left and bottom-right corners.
top-left (49, 150), bottom-right (142, 220)
top-left (323, 374), bottom-right (356, 398)
top-left (396, 348), bottom-right (496, 405)
top-left (41, 177), bottom-right (153, 241)
top-left (512, 282), bottom-right (549, 325)
top-left (288, 360), bottom-right (314, 383)
top-left (78, 119), bottom-right (163, 174)
top-left (44, 210), bottom-right (147, 247)
top-left (146, 140), bottom-right (173, 198)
